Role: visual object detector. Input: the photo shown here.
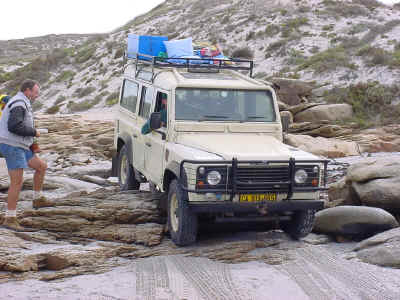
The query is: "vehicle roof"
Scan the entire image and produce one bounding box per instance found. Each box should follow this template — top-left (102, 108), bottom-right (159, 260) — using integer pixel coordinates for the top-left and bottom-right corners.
top-left (123, 64), bottom-right (273, 91)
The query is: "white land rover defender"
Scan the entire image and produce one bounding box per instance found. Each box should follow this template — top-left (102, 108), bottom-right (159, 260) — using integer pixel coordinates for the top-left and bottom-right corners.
top-left (112, 53), bottom-right (328, 246)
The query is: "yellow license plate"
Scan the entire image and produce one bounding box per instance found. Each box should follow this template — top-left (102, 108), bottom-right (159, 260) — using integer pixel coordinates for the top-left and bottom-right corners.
top-left (239, 193), bottom-right (277, 202)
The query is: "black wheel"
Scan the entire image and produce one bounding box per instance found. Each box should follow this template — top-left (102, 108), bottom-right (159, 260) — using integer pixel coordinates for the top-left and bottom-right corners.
top-left (167, 179), bottom-right (198, 246)
top-left (118, 144), bottom-right (140, 190)
top-left (281, 209), bottom-right (316, 239)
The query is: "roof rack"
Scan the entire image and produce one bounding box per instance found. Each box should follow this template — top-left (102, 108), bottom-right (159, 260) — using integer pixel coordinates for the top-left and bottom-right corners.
top-left (123, 52), bottom-right (254, 83)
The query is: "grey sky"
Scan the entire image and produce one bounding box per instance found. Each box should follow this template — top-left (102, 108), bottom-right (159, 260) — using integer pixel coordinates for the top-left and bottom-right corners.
top-left (1, 0), bottom-right (399, 41)
top-left (0, 0), bottom-right (164, 40)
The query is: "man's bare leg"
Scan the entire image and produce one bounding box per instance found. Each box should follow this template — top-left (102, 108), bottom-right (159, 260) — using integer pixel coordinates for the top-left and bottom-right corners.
top-left (7, 168), bottom-right (24, 210)
top-left (28, 155), bottom-right (47, 193)
top-left (28, 155), bottom-right (51, 209)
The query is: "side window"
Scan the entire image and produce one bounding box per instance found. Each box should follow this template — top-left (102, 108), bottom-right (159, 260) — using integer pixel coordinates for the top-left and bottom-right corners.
top-left (138, 86), bottom-right (153, 118)
top-left (154, 92), bottom-right (168, 127)
top-left (120, 80), bottom-right (139, 113)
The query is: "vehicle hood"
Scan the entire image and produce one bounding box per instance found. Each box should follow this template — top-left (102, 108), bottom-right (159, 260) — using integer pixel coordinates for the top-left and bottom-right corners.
top-left (176, 133), bottom-right (319, 161)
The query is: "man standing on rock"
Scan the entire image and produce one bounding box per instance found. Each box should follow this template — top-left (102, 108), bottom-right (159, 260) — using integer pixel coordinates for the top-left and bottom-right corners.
top-left (0, 79), bottom-right (49, 231)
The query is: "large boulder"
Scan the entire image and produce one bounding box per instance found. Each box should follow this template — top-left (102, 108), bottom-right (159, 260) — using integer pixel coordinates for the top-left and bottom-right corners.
top-left (346, 157), bottom-right (400, 213)
top-left (285, 134), bottom-right (360, 158)
top-left (294, 104), bottom-right (353, 123)
top-left (271, 78), bottom-right (315, 106)
top-left (353, 227), bottom-right (400, 268)
top-left (313, 206), bottom-right (398, 239)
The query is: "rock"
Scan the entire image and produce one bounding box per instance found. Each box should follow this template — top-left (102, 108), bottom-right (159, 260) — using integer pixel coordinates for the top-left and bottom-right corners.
top-left (294, 104), bottom-right (353, 123)
top-left (271, 78), bottom-right (316, 106)
top-left (289, 121), bottom-right (321, 133)
top-left (327, 177), bottom-right (358, 206)
top-left (352, 125), bottom-right (400, 153)
top-left (286, 134), bottom-right (360, 158)
top-left (302, 233), bottom-right (333, 245)
top-left (81, 175), bottom-right (109, 185)
top-left (277, 100), bottom-right (289, 111)
top-left (346, 157), bottom-right (400, 182)
top-left (352, 178), bottom-right (400, 212)
top-left (306, 124), bottom-right (352, 138)
top-left (314, 206), bottom-right (399, 239)
top-left (353, 227), bottom-right (400, 268)
top-left (287, 103), bottom-right (318, 116)
top-left (346, 157), bottom-right (400, 213)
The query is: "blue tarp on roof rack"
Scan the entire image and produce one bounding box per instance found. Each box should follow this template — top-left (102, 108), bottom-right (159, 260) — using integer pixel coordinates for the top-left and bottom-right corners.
top-left (127, 34), bottom-right (168, 61)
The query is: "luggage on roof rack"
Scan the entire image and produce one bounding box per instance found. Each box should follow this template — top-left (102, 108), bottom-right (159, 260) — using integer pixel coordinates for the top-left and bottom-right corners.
top-left (123, 52), bottom-right (254, 83)
top-left (127, 34), bottom-right (168, 61)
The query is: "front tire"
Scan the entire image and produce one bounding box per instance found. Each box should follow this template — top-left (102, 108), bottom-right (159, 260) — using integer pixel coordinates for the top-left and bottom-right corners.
top-left (118, 144), bottom-right (140, 190)
top-left (168, 179), bottom-right (198, 246)
top-left (281, 209), bottom-right (316, 239)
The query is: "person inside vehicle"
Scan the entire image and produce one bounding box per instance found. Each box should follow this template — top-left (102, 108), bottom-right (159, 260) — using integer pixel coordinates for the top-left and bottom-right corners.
top-left (141, 93), bottom-right (167, 135)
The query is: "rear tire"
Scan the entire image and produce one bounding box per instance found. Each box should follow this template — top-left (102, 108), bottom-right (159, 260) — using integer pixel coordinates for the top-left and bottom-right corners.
top-left (281, 209), bottom-right (316, 239)
top-left (118, 144), bottom-right (140, 190)
top-left (168, 179), bottom-right (198, 246)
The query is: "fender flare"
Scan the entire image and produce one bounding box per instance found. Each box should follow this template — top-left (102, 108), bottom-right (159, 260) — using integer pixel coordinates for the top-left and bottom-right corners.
top-left (118, 133), bottom-right (134, 165)
top-left (165, 160), bottom-right (181, 178)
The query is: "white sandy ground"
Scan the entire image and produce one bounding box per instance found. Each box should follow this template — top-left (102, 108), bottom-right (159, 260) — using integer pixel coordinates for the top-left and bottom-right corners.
top-left (1, 244), bottom-right (400, 300)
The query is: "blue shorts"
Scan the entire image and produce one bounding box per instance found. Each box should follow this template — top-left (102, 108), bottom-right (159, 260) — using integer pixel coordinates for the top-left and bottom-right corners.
top-left (0, 143), bottom-right (34, 170)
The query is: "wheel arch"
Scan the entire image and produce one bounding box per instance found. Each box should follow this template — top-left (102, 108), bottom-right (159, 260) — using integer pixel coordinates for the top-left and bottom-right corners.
top-left (163, 160), bottom-right (181, 192)
top-left (117, 133), bottom-right (134, 164)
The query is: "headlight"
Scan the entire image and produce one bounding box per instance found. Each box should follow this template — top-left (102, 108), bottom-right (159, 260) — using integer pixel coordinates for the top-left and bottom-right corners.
top-left (206, 170), bottom-right (222, 185)
top-left (294, 169), bottom-right (308, 184)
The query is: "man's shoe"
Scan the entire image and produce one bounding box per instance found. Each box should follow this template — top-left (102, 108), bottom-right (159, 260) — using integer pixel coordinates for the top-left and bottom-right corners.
top-left (2, 217), bottom-right (36, 232)
top-left (33, 195), bottom-right (54, 209)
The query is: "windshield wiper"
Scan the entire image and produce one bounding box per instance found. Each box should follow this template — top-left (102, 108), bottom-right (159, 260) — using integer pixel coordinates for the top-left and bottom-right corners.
top-left (199, 115), bottom-right (229, 121)
top-left (246, 116), bottom-right (266, 120)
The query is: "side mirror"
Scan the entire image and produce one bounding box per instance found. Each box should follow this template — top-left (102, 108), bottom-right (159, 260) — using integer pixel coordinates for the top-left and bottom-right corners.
top-left (150, 112), bottom-right (161, 130)
top-left (280, 112), bottom-right (291, 134)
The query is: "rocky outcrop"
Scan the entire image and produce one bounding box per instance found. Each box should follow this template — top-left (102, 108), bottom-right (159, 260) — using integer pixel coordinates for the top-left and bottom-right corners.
top-left (294, 104), bottom-right (353, 123)
top-left (350, 125), bottom-right (400, 153)
top-left (285, 134), bottom-right (360, 158)
top-left (313, 206), bottom-right (399, 239)
top-left (346, 157), bottom-right (400, 213)
top-left (354, 227), bottom-right (400, 268)
top-left (271, 78), bottom-right (316, 106)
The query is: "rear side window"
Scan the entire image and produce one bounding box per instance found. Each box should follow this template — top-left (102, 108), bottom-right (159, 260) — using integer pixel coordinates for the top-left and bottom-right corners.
top-left (138, 86), bottom-right (153, 118)
top-left (120, 80), bottom-right (139, 113)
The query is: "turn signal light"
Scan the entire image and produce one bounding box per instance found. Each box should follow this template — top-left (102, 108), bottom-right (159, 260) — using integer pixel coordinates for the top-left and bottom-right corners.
top-left (197, 181), bottom-right (205, 188)
top-left (311, 179), bottom-right (318, 187)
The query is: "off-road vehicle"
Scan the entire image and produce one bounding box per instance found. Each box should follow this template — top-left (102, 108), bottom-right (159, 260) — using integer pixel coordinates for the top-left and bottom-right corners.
top-left (112, 53), bottom-right (328, 246)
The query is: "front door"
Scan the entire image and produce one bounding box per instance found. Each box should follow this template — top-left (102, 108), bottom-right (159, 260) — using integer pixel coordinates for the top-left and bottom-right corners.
top-left (135, 85), bottom-right (154, 172)
top-left (144, 91), bottom-right (168, 186)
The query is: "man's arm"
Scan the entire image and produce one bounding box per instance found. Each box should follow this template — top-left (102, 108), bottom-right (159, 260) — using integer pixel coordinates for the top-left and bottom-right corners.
top-left (8, 107), bottom-right (36, 137)
top-left (141, 119), bottom-right (151, 135)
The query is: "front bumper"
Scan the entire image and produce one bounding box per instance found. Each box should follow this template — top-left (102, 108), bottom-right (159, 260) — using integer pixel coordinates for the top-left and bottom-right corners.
top-left (179, 157), bottom-right (329, 201)
top-left (189, 200), bottom-right (324, 214)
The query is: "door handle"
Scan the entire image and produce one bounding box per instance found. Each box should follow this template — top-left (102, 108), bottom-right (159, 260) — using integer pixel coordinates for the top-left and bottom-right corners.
top-left (145, 142), bottom-right (152, 147)
top-left (133, 134), bottom-right (138, 138)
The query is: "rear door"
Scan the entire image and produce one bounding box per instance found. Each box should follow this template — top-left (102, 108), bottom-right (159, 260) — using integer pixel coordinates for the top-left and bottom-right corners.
top-left (118, 79), bottom-right (140, 164)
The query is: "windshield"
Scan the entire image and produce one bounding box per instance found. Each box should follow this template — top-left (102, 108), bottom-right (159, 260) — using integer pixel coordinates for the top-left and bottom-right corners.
top-left (175, 88), bottom-right (276, 122)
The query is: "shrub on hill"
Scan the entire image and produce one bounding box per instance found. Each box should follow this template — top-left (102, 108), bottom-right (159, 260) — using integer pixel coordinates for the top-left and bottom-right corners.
top-left (324, 81), bottom-right (400, 127)
top-left (4, 48), bottom-right (70, 94)
top-left (297, 46), bottom-right (357, 73)
top-left (231, 47), bottom-right (254, 59)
